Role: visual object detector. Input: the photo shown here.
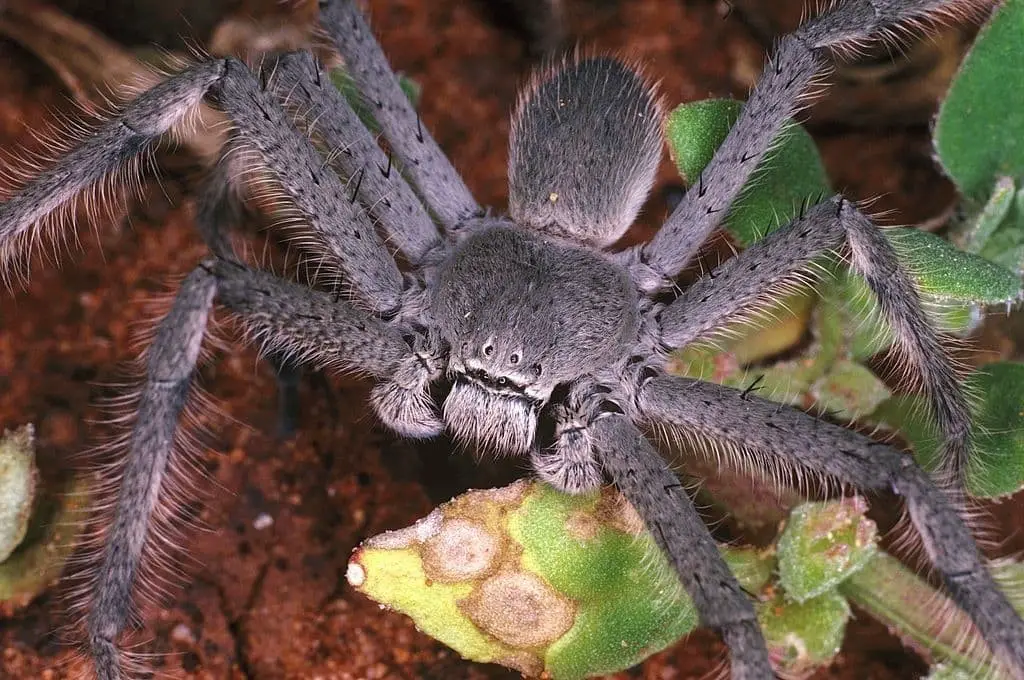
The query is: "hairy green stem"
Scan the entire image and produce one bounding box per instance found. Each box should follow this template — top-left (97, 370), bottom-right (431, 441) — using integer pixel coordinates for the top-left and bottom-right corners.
top-left (840, 552), bottom-right (1002, 676)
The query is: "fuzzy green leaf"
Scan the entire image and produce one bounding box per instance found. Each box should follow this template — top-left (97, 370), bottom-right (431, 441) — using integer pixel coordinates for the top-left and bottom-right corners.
top-left (871, 362), bottom-right (1024, 498)
top-left (347, 481), bottom-right (700, 679)
top-left (885, 228), bottom-right (1023, 305)
top-left (809, 359), bottom-right (892, 421)
top-left (935, 0), bottom-right (1024, 201)
top-left (776, 498), bottom-right (879, 602)
top-left (962, 176), bottom-right (1017, 254)
top-left (842, 552), bottom-right (1005, 676)
top-left (757, 589), bottom-right (850, 674)
top-left (831, 228), bottom-right (1020, 362)
top-left (723, 547), bottom-right (776, 594)
top-left (665, 99), bottom-right (831, 246)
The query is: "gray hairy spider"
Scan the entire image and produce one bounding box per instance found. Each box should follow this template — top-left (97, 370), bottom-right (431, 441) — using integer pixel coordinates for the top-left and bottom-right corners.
top-left (1, 0), bottom-right (1023, 678)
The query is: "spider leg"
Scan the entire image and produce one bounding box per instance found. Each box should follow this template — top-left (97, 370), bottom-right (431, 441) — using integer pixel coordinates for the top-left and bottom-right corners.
top-left (1, 58), bottom-right (409, 315)
top-left (84, 266), bottom-right (217, 680)
top-left (195, 151), bottom-right (313, 437)
top-left (319, 0), bottom-right (480, 231)
top-left (0, 62), bottom-right (225, 280)
top-left (265, 51), bottom-right (442, 264)
top-left (636, 373), bottom-right (1024, 678)
top-left (589, 414), bottom-right (773, 680)
top-left (622, 0), bottom-right (989, 293)
top-left (83, 257), bottom-right (437, 679)
top-left (208, 58), bottom-right (412, 313)
top-left (213, 257), bottom-right (446, 437)
top-left (655, 195), bottom-right (971, 488)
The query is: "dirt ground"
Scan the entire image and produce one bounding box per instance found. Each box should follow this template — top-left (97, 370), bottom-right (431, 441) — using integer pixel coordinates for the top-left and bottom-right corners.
top-left (1, 0), bottom-right (1022, 678)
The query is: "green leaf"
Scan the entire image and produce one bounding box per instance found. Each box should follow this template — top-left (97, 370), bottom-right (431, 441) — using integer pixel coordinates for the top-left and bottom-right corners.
top-left (842, 552), bottom-right (1004, 677)
top-left (809, 359), bottom-right (892, 421)
top-left (757, 589), bottom-right (850, 675)
top-left (960, 362), bottom-right (1024, 497)
top-left (347, 481), bottom-right (700, 679)
top-left (820, 271), bottom-right (895, 362)
top-left (832, 229), bottom-right (1021, 361)
top-left (979, 221), bottom-right (1024, 273)
top-left (935, 0), bottom-right (1024, 201)
top-left (871, 362), bottom-right (1024, 498)
top-left (776, 498), bottom-right (879, 602)
top-left (0, 426), bottom-right (37, 563)
top-left (0, 471), bottom-right (91, 611)
top-left (665, 99), bottom-right (831, 245)
top-left (723, 547), bottom-right (776, 594)
top-left (885, 228), bottom-right (1023, 305)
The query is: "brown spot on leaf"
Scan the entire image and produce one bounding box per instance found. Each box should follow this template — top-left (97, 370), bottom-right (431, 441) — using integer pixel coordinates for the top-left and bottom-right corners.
top-left (459, 571), bottom-right (575, 648)
top-left (422, 518), bottom-right (501, 583)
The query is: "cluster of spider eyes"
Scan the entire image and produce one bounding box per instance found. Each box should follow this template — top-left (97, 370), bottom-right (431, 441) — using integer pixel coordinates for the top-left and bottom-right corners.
top-left (480, 344), bottom-right (544, 378)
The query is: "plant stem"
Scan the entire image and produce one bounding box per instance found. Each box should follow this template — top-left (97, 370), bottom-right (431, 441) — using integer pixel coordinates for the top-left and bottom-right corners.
top-left (840, 552), bottom-right (1002, 677)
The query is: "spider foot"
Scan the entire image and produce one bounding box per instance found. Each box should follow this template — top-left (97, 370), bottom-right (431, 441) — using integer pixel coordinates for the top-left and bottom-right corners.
top-left (371, 352), bottom-right (444, 439)
top-left (532, 404), bottom-right (606, 494)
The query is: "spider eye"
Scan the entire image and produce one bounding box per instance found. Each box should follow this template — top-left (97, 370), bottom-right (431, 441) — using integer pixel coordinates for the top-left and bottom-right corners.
top-left (497, 376), bottom-right (508, 386)
top-left (531, 363), bottom-right (543, 377)
top-left (483, 344), bottom-right (494, 356)
top-left (510, 353), bottom-right (521, 365)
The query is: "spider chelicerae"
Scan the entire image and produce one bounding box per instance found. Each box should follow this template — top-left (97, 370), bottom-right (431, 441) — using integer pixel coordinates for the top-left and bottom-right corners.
top-left (0, 0), bottom-right (1022, 678)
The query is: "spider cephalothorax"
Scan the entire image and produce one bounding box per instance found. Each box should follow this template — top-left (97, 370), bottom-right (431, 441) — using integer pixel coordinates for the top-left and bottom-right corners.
top-left (431, 225), bottom-right (640, 454)
top-left (1, 1), bottom-right (1023, 679)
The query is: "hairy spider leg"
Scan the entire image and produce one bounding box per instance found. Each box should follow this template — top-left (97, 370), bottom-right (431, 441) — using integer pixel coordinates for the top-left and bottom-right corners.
top-left (81, 267), bottom-right (216, 680)
top-left (0, 62), bottom-right (224, 282)
top-left (625, 0), bottom-right (993, 293)
top-left (319, 0), bottom-right (480, 231)
top-left (592, 414), bottom-right (774, 680)
top-left (81, 257), bottom-right (416, 680)
top-left (656, 197), bottom-right (973, 492)
top-left (265, 51), bottom-right (442, 264)
top-left (192, 148), bottom-right (312, 435)
top-left (637, 375), bottom-right (1024, 678)
top-left (208, 59), bottom-right (408, 313)
top-left (0, 58), bottom-right (408, 315)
